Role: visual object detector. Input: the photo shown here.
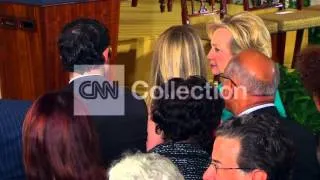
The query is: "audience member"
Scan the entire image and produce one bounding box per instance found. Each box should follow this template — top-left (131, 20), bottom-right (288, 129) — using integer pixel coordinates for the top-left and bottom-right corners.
top-left (148, 25), bottom-right (209, 150)
top-left (207, 12), bottom-right (286, 120)
top-left (0, 100), bottom-right (31, 179)
top-left (297, 46), bottom-right (320, 164)
top-left (220, 49), bottom-right (320, 180)
top-left (149, 76), bottom-right (224, 180)
top-left (297, 46), bottom-right (320, 112)
top-left (108, 153), bottom-right (184, 180)
top-left (203, 114), bottom-right (295, 180)
top-left (58, 18), bottom-right (148, 167)
top-left (23, 91), bottom-right (105, 180)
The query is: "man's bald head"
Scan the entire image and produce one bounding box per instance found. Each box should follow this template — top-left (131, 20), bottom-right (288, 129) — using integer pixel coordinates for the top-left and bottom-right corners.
top-left (224, 49), bottom-right (279, 96)
top-left (238, 49), bottom-right (276, 83)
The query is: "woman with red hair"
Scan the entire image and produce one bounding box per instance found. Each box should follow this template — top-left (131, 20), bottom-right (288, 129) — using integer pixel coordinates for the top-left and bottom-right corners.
top-left (23, 91), bottom-right (105, 180)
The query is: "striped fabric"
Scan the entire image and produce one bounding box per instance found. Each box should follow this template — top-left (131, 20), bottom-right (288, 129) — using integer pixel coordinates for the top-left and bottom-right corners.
top-left (0, 100), bottom-right (32, 180)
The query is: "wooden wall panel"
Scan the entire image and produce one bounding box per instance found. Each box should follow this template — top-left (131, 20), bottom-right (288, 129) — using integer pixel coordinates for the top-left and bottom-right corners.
top-left (0, 0), bottom-right (120, 100)
top-left (0, 4), bottom-right (45, 100)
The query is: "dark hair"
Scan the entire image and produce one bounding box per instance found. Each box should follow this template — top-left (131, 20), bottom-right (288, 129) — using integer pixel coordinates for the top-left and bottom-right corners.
top-left (58, 18), bottom-right (110, 73)
top-left (216, 114), bottom-right (295, 180)
top-left (151, 76), bottom-right (224, 149)
top-left (23, 91), bottom-right (105, 180)
top-left (297, 46), bottom-right (320, 97)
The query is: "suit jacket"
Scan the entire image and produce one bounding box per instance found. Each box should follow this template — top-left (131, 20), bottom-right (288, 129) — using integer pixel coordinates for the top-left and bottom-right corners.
top-left (63, 75), bottom-right (148, 168)
top-left (0, 100), bottom-right (32, 180)
top-left (249, 106), bottom-right (320, 180)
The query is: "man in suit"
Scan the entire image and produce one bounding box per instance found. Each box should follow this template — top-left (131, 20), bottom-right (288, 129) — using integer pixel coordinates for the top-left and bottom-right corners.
top-left (203, 114), bottom-right (295, 180)
top-left (297, 46), bottom-right (320, 112)
top-left (0, 100), bottom-right (31, 179)
top-left (215, 49), bottom-right (319, 180)
top-left (296, 46), bottom-right (320, 164)
top-left (57, 18), bottom-right (148, 168)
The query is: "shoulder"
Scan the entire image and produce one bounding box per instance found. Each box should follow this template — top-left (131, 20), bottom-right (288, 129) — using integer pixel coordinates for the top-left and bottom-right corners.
top-left (0, 100), bottom-right (32, 134)
top-left (281, 118), bottom-right (320, 179)
top-left (281, 117), bottom-right (315, 143)
top-left (0, 100), bottom-right (30, 179)
top-left (0, 99), bottom-right (32, 116)
top-left (123, 87), bottom-right (148, 115)
top-left (149, 143), bottom-right (210, 157)
top-left (148, 143), bottom-right (165, 154)
top-left (124, 87), bottom-right (146, 104)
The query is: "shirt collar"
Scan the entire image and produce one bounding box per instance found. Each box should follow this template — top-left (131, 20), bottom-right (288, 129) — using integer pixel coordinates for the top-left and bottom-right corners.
top-left (238, 103), bottom-right (275, 116)
top-left (69, 73), bottom-right (103, 84)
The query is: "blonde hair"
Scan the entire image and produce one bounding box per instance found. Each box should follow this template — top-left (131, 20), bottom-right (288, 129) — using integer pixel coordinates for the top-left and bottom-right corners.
top-left (108, 153), bottom-right (184, 180)
top-left (207, 12), bottom-right (272, 58)
top-left (150, 25), bottom-right (208, 87)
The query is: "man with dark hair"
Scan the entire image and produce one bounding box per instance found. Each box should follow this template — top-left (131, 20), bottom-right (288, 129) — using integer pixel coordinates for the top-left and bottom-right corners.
top-left (58, 18), bottom-right (148, 168)
top-left (203, 114), bottom-right (295, 180)
top-left (58, 18), bottom-right (110, 74)
top-left (297, 46), bottom-right (320, 112)
top-left (215, 49), bottom-right (319, 180)
top-left (296, 46), bottom-right (320, 165)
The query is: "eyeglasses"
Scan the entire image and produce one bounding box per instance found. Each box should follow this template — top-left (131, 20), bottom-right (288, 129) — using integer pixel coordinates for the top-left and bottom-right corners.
top-left (210, 162), bottom-right (254, 174)
top-left (214, 73), bottom-right (238, 87)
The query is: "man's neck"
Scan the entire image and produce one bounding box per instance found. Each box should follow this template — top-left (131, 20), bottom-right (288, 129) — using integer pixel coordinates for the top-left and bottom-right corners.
top-left (234, 96), bottom-right (274, 116)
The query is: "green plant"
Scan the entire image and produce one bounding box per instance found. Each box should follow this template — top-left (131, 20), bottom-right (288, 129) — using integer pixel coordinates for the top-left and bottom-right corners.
top-left (278, 65), bottom-right (320, 134)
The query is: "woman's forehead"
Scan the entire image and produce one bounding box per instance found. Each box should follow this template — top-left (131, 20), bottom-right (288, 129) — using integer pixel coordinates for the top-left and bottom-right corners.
top-left (211, 28), bottom-right (233, 46)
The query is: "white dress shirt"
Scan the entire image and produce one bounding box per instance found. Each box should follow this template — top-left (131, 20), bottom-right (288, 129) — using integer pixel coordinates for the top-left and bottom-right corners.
top-left (238, 103), bottom-right (275, 116)
top-left (69, 73), bottom-right (103, 84)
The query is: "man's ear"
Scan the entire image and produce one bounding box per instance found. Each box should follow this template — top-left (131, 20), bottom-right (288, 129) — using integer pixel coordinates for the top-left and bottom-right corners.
top-left (250, 169), bottom-right (267, 180)
top-left (313, 94), bottom-right (320, 112)
top-left (102, 48), bottom-right (109, 64)
top-left (222, 80), bottom-right (233, 99)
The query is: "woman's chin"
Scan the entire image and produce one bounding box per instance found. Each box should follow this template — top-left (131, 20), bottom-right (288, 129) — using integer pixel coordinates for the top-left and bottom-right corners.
top-left (210, 66), bottom-right (220, 76)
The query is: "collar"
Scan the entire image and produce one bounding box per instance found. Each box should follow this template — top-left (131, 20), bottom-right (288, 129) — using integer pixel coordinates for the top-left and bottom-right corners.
top-left (69, 73), bottom-right (103, 84)
top-left (150, 142), bottom-right (209, 156)
top-left (238, 103), bottom-right (275, 116)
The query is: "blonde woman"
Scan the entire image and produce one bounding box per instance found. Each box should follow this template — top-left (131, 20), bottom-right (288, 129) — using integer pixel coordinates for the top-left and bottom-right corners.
top-left (147, 25), bottom-right (209, 150)
top-left (207, 12), bottom-right (272, 76)
top-left (150, 25), bottom-right (208, 87)
top-left (206, 12), bottom-right (286, 120)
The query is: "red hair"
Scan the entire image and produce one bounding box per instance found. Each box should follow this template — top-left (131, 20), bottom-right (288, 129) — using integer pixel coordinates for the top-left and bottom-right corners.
top-left (23, 91), bottom-right (105, 180)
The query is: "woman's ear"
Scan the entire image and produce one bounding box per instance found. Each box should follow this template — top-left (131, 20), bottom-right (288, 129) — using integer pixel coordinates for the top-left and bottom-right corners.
top-left (312, 94), bottom-right (320, 112)
top-left (155, 125), bottom-right (162, 135)
top-left (250, 169), bottom-right (268, 180)
top-left (221, 80), bottom-right (233, 99)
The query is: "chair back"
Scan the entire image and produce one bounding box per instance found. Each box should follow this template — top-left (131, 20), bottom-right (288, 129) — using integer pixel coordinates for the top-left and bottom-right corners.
top-left (181, 0), bottom-right (227, 25)
top-left (243, 0), bottom-right (285, 11)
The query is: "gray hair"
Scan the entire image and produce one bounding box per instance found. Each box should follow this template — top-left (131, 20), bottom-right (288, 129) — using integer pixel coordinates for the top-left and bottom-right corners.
top-left (224, 58), bottom-right (279, 96)
top-left (108, 153), bottom-right (184, 180)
